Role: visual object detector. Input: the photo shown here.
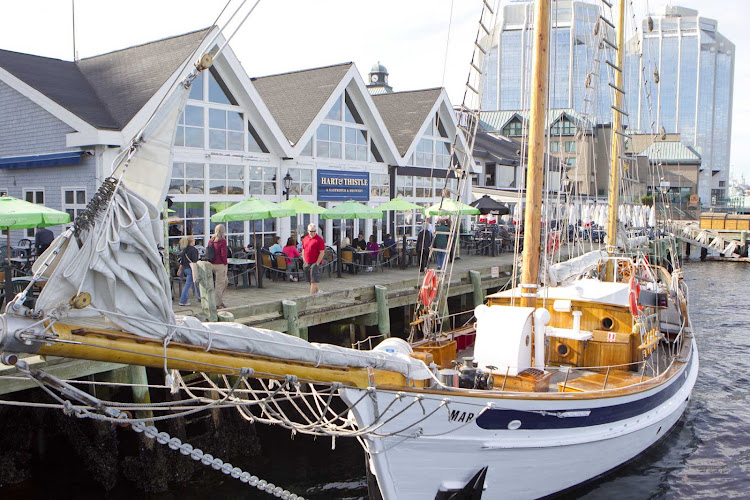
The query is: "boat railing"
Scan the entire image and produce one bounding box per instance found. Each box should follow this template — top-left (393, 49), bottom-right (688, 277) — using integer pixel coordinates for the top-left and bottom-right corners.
top-left (553, 356), bottom-right (676, 393)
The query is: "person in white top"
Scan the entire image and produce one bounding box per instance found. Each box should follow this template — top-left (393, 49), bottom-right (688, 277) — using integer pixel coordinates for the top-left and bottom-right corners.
top-left (426, 219), bottom-right (435, 236)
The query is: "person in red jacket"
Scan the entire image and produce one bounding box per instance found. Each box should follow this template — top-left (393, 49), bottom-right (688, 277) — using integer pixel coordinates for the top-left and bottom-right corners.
top-left (301, 223), bottom-right (325, 295)
top-left (208, 224), bottom-right (228, 308)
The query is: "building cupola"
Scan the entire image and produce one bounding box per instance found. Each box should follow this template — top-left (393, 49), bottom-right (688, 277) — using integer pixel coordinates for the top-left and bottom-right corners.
top-left (367, 62), bottom-right (393, 94)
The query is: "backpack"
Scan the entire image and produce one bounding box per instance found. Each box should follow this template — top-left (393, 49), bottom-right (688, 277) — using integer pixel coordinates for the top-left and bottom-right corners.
top-left (206, 241), bottom-right (216, 263)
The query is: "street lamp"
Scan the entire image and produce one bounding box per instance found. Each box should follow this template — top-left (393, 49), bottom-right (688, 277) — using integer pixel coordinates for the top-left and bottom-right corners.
top-left (282, 172), bottom-right (293, 200)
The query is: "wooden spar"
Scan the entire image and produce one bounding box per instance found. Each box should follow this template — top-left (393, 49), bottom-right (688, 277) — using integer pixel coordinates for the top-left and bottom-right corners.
top-left (519, 0), bottom-right (550, 309)
top-left (606, 0), bottom-right (626, 279)
top-left (35, 323), bottom-right (410, 389)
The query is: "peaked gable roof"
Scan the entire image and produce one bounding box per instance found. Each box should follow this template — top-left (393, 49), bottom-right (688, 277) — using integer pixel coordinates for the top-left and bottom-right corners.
top-left (0, 28), bottom-right (210, 131)
top-left (77, 28), bottom-right (210, 129)
top-left (251, 62), bottom-right (353, 146)
top-left (0, 49), bottom-right (118, 129)
top-left (371, 88), bottom-right (443, 156)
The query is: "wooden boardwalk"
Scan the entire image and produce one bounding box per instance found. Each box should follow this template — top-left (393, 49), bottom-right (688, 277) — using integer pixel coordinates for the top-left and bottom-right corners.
top-left (174, 253), bottom-right (517, 334)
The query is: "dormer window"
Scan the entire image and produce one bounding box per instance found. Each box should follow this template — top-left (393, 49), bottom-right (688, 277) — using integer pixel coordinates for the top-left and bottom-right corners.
top-left (550, 117), bottom-right (576, 136)
top-left (503, 118), bottom-right (524, 137)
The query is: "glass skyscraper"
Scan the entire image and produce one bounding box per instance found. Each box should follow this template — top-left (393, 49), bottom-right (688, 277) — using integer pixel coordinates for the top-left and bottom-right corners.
top-left (626, 6), bottom-right (734, 204)
top-left (481, 0), bottom-right (615, 123)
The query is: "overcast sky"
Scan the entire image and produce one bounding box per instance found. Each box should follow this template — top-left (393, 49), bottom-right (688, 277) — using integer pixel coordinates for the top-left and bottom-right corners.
top-left (1, 0), bottom-right (747, 177)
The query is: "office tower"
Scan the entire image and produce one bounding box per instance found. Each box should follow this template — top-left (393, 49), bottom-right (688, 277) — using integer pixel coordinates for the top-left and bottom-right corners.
top-left (626, 6), bottom-right (734, 204)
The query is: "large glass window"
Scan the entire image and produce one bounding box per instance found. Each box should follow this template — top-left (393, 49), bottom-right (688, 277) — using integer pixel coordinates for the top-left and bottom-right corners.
top-left (287, 168), bottom-right (313, 196)
top-left (565, 141), bottom-right (576, 153)
top-left (173, 201), bottom-right (205, 246)
top-left (208, 164), bottom-right (244, 195)
top-left (248, 166), bottom-right (277, 195)
top-left (209, 109), bottom-right (244, 151)
top-left (436, 141), bottom-right (451, 168)
top-left (370, 173), bottom-right (390, 197)
top-left (316, 124), bottom-right (342, 159)
top-left (396, 175), bottom-right (414, 198)
top-left (169, 162), bottom-right (204, 194)
top-left (415, 138), bottom-right (434, 167)
top-left (345, 128), bottom-right (368, 161)
top-left (175, 105), bottom-right (204, 148)
top-left (208, 68), bottom-right (237, 105)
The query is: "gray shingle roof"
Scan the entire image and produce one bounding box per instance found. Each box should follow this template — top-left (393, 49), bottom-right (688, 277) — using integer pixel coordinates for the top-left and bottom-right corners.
top-left (0, 28), bottom-right (210, 130)
top-left (251, 62), bottom-right (353, 146)
top-left (371, 88), bottom-right (443, 156)
top-left (0, 49), bottom-right (119, 129)
top-left (78, 28), bottom-right (210, 129)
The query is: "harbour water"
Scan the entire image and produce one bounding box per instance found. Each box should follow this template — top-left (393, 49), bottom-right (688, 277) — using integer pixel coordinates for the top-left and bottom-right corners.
top-left (2, 258), bottom-right (749, 498)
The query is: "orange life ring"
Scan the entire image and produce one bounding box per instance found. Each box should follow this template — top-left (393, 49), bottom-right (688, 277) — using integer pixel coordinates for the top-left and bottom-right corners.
top-left (420, 269), bottom-right (438, 306)
top-left (628, 276), bottom-right (642, 316)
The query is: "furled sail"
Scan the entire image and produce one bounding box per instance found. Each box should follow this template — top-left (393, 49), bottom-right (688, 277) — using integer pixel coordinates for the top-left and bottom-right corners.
top-left (34, 86), bottom-right (190, 338)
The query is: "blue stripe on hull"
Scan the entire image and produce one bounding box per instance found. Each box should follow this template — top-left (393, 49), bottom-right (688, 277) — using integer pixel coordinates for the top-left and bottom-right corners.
top-left (476, 354), bottom-right (693, 430)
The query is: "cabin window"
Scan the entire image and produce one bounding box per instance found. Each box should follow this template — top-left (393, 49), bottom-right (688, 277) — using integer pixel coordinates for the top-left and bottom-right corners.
top-left (601, 316), bottom-right (615, 330)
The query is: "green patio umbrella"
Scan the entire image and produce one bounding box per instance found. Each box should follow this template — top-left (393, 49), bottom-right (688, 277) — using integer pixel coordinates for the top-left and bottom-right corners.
top-left (0, 196), bottom-right (71, 304)
top-left (321, 200), bottom-right (384, 220)
top-left (423, 199), bottom-right (480, 217)
top-left (211, 198), bottom-right (294, 222)
top-left (211, 198), bottom-right (294, 288)
top-left (279, 197), bottom-right (326, 215)
top-left (209, 201), bottom-right (236, 213)
top-left (376, 198), bottom-right (423, 212)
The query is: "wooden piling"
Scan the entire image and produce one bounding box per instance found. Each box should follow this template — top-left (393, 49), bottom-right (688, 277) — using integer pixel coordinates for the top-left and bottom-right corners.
top-left (282, 300), bottom-right (300, 338)
top-left (196, 261), bottom-right (217, 321)
top-left (375, 285), bottom-right (390, 338)
top-left (469, 270), bottom-right (484, 308)
top-left (129, 365), bottom-right (153, 421)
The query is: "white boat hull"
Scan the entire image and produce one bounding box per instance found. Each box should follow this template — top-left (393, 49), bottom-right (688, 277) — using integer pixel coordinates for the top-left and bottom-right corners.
top-left (343, 339), bottom-right (698, 499)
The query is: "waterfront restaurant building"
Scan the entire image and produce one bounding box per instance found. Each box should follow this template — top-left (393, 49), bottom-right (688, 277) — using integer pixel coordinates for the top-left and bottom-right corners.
top-left (0, 28), bottom-right (472, 249)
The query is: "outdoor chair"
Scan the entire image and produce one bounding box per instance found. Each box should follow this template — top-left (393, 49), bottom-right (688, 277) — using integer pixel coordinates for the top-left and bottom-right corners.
top-left (340, 247), bottom-right (357, 274)
top-left (318, 247), bottom-right (336, 278)
top-left (380, 247), bottom-right (398, 268)
top-left (261, 249), bottom-right (285, 281)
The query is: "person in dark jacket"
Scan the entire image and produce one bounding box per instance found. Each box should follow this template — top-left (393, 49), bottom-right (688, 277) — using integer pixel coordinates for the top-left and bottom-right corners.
top-left (416, 223), bottom-right (433, 272)
top-left (178, 235), bottom-right (200, 306)
top-left (34, 227), bottom-right (54, 255)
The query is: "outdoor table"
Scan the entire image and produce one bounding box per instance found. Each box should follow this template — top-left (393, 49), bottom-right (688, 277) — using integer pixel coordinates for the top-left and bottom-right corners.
top-left (354, 250), bottom-right (381, 271)
top-left (227, 258), bottom-right (255, 288)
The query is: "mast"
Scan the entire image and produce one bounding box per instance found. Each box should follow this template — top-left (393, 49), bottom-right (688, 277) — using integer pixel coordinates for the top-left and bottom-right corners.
top-left (519, 0), bottom-right (550, 309)
top-left (605, 0), bottom-right (626, 278)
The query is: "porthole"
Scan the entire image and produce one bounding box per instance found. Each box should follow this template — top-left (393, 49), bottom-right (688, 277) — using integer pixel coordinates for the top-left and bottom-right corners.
top-left (601, 316), bottom-right (614, 330)
top-left (556, 343), bottom-right (570, 358)
top-left (508, 420), bottom-right (522, 430)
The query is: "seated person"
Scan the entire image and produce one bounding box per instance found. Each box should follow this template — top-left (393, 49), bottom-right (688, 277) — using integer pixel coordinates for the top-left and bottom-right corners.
top-left (382, 233), bottom-right (396, 252)
top-left (352, 232), bottom-right (366, 251)
top-left (366, 235), bottom-right (380, 263)
top-left (269, 235), bottom-right (283, 255)
top-left (282, 237), bottom-right (301, 281)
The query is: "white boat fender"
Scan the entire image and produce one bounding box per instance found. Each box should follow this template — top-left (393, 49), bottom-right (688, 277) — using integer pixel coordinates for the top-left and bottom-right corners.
top-left (533, 308), bottom-right (550, 369)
